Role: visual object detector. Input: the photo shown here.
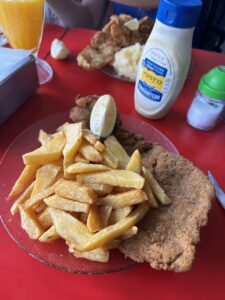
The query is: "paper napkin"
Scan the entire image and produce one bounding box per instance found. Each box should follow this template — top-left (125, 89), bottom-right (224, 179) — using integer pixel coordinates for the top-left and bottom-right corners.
top-left (0, 47), bottom-right (33, 82)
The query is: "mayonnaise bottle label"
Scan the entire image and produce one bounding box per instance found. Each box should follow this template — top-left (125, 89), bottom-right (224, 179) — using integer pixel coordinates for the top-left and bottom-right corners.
top-left (137, 48), bottom-right (173, 103)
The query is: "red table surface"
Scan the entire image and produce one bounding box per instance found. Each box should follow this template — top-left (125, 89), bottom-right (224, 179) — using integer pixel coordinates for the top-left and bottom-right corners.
top-left (39, 24), bottom-right (67, 59)
top-left (1, 27), bottom-right (225, 300)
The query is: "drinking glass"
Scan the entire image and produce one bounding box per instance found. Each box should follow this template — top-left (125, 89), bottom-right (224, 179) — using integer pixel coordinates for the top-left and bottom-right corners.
top-left (0, 0), bottom-right (53, 85)
top-left (0, 24), bottom-right (7, 46)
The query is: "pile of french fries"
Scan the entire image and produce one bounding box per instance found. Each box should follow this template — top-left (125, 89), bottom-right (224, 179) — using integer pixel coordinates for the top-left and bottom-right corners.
top-left (9, 122), bottom-right (171, 262)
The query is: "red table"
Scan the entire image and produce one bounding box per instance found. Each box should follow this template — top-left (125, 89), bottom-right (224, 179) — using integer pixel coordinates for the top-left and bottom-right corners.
top-left (1, 26), bottom-right (225, 300)
top-left (39, 24), bottom-right (67, 59)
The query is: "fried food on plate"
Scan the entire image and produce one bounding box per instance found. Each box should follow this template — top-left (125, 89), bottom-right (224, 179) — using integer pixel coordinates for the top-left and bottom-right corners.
top-left (120, 150), bottom-right (214, 272)
top-left (68, 95), bottom-right (215, 272)
top-left (97, 189), bottom-right (147, 208)
top-left (77, 170), bottom-right (145, 189)
top-left (77, 14), bottom-right (154, 70)
top-left (39, 225), bottom-right (60, 242)
top-left (8, 94), bottom-right (214, 271)
top-left (8, 165), bottom-right (39, 198)
top-left (9, 100), bottom-right (153, 263)
top-left (76, 203), bottom-right (150, 252)
top-left (19, 205), bottom-right (44, 239)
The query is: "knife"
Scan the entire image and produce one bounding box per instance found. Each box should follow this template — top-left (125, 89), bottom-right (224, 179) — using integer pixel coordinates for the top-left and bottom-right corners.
top-left (208, 171), bottom-right (225, 210)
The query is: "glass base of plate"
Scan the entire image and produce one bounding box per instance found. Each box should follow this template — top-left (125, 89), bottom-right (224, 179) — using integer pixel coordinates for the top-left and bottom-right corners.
top-left (36, 58), bottom-right (53, 85)
top-left (101, 65), bottom-right (135, 83)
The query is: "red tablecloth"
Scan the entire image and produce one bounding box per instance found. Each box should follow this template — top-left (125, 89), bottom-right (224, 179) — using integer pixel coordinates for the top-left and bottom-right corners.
top-left (1, 27), bottom-right (225, 300)
top-left (39, 24), bottom-right (67, 59)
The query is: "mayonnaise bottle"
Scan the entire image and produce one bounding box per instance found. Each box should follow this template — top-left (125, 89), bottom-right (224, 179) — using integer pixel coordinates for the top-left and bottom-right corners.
top-left (135, 0), bottom-right (202, 119)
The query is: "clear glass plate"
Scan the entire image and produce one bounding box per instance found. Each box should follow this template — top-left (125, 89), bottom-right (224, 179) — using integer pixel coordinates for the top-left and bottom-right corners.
top-left (101, 65), bottom-right (135, 83)
top-left (0, 112), bottom-right (178, 274)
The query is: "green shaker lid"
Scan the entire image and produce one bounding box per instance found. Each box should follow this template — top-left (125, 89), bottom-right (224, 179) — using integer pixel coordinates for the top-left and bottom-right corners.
top-left (198, 66), bottom-right (225, 101)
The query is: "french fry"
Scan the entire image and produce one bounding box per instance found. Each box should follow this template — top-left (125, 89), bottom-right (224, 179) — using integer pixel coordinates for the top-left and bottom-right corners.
top-left (63, 123), bottom-right (83, 162)
top-left (48, 207), bottom-right (93, 244)
top-left (44, 195), bottom-right (90, 213)
top-left (99, 205), bottom-right (112, 228)
top-left (39, 225), bottom-right (60, 242)
top-left (38, 208), bottom-right (53, 229)
top-left (31, 164), bottom-right (61, 196)
top-left (72, 248), bottom-right (109, 262)
top-left (38, 129), bottom-right (53, 146)
top-left (66, 162), bottom-right (110, 174)
top-left (102, 147), bottom-right (119, 169)
top-left (54, 179), bottom-right (97, 204)
top-left (86, 183), bottom-right (113, 196)
top-left (52, 158), bottom-right (64, 168)
top-left (74, 154), bottom-right (89, 163)
top-left (87, 205), bottom-right (103, 232)
top-left (56, 122), bottom-right (69, 133)
top-left (77, 170), bottom-right (145, 189)
top-left (77, 202), bottom-right (150, 252)
top-left (82, 129), bottom-right (105, 152)
top-left (67, 241), bottom-right (109, 263)
top-left (142, 169), bottom-right (158, 208)
top-left (95, 141), bottom-right (105, 153)
top-left (98, 189), bottom-right (147, 208)
top-left (10, 182), bottom-right (35, 215)
top-left (49, 208), bottom-right (111, 262)
top-left (25, 180), bottom-right (61, 209)
top-left (108, 206), bottom-right (133, 225)
top-left (23, 132), bottom-right (66, 165)
top-left (19, 205), bottom-right (44, 239)
top-left (142, 167), bottom-right (172, 205)
top-left (63, 159), bottom-right (76, 180)
top-left (104, 136), bottom-right (130, 169)
top-left (79, 140), bottom-right (103, 162)
top-left (126, 150), bottom-right (142, 174)
top-left (8, 165), bottom-right (39, 198)
top-left (120, 226), bottom-right (138, 240)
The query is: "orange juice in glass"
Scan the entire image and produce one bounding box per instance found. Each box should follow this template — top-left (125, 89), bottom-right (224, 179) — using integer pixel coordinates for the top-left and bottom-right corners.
top-left (0, 0), bottom-right (52, 84)
top-left (0, 0), bottom-right (45, 53)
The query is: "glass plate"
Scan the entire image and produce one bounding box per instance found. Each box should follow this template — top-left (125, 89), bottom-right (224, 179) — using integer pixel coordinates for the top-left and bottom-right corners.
top-left (101, 65), bottom-right (135, 83)
top-left (0, 112), bottom-right (178, 274)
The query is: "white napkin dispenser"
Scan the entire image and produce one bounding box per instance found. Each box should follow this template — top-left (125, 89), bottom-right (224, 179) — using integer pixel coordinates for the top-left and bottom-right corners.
top-left (0, 55), bottom-right (39, 125)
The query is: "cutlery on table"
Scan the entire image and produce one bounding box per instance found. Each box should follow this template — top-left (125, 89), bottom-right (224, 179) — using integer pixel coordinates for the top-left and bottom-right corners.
top-left (208, 171), bottom-right (225, 210)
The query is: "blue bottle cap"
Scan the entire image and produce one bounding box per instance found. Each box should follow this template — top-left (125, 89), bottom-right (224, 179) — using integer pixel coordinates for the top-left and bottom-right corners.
top-left (157, 0), bottom-right (202, 28)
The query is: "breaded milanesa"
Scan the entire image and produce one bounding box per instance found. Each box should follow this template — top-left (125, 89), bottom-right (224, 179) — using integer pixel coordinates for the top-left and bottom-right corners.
top-left (119, 146), bottom-right (214, 272)
top-left (77, 15), bottom-right (154, 70)
top-left (70, 95), bottom-right (215, 272)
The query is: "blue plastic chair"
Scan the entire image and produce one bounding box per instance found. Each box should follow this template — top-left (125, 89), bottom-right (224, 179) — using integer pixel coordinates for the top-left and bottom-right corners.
top-left (112, 3), bottom-right (157, 20)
